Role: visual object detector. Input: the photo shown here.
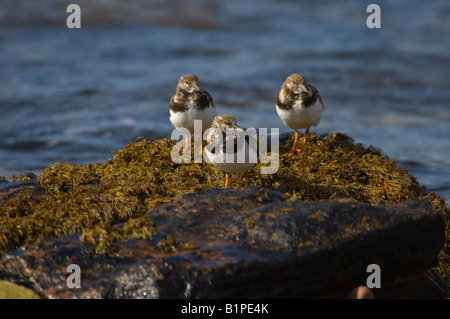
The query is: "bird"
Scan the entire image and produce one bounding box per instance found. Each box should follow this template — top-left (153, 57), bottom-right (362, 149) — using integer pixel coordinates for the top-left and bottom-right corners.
top-left (204, 114), bottom-right (257, 188)
top-left (169, 74), bottom-right (216, 153)
top-left (276, 73), bottom-right (324, 154)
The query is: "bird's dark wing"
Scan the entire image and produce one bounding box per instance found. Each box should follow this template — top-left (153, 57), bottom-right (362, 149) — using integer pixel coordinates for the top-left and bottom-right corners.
top-left (192, 89), bottom-right (214, 110)
top-left (309, 84), bottom-right (324, 109)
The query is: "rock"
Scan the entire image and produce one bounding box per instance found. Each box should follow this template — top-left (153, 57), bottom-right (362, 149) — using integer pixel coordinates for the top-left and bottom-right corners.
top-left (0, 135), bottom-right (448, 298)
top-left (0, 187), bottom-right (445, 298)
top-left (0, 179), bottom-right (41, 201)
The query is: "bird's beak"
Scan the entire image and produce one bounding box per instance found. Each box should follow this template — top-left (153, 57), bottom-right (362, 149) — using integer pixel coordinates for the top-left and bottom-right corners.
top-left (190, 84), bottom-right (200, 93)
top-left (292, 85), bottom-right (308, 95)
top-left (296, 85), bottom-right (310, 96)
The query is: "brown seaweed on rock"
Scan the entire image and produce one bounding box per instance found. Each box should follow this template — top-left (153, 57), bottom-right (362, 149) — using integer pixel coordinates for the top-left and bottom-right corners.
top-left (0, 133), bottom-right (449, 285)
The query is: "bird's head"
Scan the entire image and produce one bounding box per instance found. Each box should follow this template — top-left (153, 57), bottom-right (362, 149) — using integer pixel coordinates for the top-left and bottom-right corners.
top-left (284, 73), bottom-right (311, 97)
top-left (178, 74), bottom-right (200, 93)
top-left (212, 114), bottom-right (238, 132)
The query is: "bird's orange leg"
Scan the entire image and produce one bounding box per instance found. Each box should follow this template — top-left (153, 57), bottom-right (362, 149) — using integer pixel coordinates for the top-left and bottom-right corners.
top-left (183, 133), bottom-right (190, 154)
top-left (289, 130), bottom-right (300, 154)
top-left (225, 172), bottom-right (230, 188)
top-left (245, 171), bottom-right (249, 186)
top-left (302, 127), bottom-right (310, 148)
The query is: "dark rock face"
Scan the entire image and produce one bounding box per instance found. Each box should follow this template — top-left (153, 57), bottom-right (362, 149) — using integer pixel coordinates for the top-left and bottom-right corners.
top-left (0, 187), bottom-right (446, 298)
top-left (0, 179), bottom-right (42, 201)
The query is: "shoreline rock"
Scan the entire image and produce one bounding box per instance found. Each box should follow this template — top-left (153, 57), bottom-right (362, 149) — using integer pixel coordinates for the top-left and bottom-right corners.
top-left (0, 187), bottom-right (446, 298)
top-left (0, 133), bottom-right (449, 298)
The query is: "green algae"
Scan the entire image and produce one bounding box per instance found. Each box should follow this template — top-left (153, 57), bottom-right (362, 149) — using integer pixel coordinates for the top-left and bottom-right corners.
top-left (0, 280), bottom-right (40, 299)
top-left (8, 173), bottom-right (38, 182)
top-left (79, 215), bottom-right (156, 256)
top-left (0, 133), bottom-right (449, 282)
top-left (254, 133), bottom-right (425, 205)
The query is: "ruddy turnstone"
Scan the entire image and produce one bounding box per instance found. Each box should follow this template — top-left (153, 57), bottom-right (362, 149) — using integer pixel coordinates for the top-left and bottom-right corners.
top-left (204, 114), bottom-right (257, 188)
top-left (169, 74), bottom-right (216, 152)
top-left (276, 73), bottom-right (324, 154)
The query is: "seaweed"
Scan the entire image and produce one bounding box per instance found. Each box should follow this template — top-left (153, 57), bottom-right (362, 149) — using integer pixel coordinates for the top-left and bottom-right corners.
top-left (0, 133), bottom-right (448, 281)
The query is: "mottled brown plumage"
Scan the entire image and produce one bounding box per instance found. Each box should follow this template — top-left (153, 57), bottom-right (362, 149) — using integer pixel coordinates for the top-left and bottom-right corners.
top-left (276, 74), bottom-right (324, 154)
top-left (205, 114), bottom-right (256, 188)
top-left (169, 74), bottom-right (216, 152)
top-left (169, 74), bottom-right (214, 114)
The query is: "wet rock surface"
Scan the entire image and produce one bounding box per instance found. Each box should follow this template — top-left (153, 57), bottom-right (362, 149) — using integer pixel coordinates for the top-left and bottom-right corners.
top-left (0, 187), bottom-right (445, 298)
top-left (0, 179), bottom-right (42, 202)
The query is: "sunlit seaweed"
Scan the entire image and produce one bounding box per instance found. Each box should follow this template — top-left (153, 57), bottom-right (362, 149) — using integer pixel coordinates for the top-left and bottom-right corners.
top-left (0, 133), bottom-right (448, 282)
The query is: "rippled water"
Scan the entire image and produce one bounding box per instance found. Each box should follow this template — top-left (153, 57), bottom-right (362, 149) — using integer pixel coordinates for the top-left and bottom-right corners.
top-left (1, 0), bottom-right (449, 202)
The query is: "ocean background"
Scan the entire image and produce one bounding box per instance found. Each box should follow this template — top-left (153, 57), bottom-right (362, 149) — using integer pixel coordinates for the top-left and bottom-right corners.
top-left (1, 0), bottom-right (449, 203)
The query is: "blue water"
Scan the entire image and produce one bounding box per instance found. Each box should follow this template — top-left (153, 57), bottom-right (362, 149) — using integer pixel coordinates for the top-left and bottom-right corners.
top-left (1, 0), bottom-right (449, 202)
